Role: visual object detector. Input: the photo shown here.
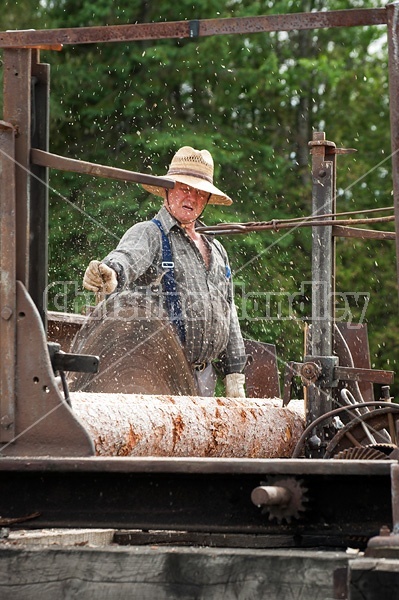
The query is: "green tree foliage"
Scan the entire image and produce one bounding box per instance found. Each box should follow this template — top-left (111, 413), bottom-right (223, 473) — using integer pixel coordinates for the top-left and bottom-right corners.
top-left (1, 0), bottom-right (397, 392)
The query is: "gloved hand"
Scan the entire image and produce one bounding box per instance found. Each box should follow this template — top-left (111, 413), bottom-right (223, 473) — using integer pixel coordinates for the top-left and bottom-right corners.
top-left (224, 373), bottom-right (246, 398)
top-left (83, 260), bottom-right (118, 294)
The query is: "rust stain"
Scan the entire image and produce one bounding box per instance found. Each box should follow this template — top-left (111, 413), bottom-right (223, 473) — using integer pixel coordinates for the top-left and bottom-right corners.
top-left (172, 415), bottom-right (185, 447)
top-left (216, 398), bottom-right (225, 406)
top-left (285, 425), bottom-right (292, 442)
top-left (117, 424), bottom-right (142, 456)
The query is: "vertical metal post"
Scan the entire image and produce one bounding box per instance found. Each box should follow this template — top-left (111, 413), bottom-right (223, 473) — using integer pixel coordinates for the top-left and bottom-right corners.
top-left (387, 3), bottom-right (399, 309)
top-left (2, 48), bottom-right (32, 288)
top-left (30, 50), bottom-right (50, 329)
top-left (0, 122), bottom-right (16, 442)
top-left (307, 132), bottom-right (337, 457)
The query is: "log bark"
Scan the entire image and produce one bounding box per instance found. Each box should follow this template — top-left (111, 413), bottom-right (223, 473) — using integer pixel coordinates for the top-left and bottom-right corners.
top-left (71, 393), bottom-right (305, 458)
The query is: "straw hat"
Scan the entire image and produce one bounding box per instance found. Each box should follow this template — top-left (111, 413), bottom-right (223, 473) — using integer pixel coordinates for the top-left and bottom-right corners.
top-left (142, 146), bottom-right (233, 206)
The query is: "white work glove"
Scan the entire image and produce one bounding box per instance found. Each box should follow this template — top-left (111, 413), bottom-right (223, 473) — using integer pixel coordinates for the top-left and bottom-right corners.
top-left (83, 260), bottom-right (118, 294)
top-left (224, 373), bottom-right (246, 398)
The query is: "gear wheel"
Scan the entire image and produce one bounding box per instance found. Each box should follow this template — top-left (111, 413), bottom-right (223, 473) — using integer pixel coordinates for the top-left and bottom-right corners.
top-left (255, 477), bottom-right (308, 524)
top-left (325, 407), bottom-right (399, 459)
top-left (332, 446), bottom-right (388, 460)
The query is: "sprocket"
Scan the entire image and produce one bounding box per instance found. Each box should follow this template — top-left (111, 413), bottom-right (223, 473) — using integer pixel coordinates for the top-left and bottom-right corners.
top-left (256, 476), bottom-right (308, 524)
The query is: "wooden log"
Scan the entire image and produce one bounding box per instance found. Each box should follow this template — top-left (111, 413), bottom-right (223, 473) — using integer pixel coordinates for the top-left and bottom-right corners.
top-left (71, 393), bottom-right (305, 458)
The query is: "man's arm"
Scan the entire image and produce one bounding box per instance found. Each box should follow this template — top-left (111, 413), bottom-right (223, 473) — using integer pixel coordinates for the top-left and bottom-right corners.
top-left (83, 220), bottom-right (161, 293)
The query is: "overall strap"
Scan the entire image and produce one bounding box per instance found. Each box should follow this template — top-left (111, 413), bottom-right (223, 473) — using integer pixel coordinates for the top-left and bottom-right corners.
top-left (151, 219), bottom-right (186, 344)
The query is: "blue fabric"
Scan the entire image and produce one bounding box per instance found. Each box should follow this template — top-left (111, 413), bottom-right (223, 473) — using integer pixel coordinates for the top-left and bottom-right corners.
top-left (151, 219), bottom-right (186, 344)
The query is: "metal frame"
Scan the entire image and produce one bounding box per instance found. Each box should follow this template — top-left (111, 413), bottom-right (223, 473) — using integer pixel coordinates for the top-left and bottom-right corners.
top-left (1, 5), bottom-right (399, 541)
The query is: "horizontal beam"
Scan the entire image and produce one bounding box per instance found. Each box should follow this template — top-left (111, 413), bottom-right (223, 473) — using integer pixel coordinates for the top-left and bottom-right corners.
top-left (332, 225), bottom-right (396, 240)
top-left (0, 8), bottom-right (387, 48)
top-left (334, 366), bottom-right (395, 384)
top-left (0, 456), bottom-right (393, 476)
top-left (31, 148), bottom-right (174, 189)
top-left (0, 457), bottom-right (393, 539)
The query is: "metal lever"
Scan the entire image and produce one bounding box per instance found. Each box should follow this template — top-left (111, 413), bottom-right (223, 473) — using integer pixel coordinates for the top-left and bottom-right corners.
top-left (47, 342), bottom-right (99, 374)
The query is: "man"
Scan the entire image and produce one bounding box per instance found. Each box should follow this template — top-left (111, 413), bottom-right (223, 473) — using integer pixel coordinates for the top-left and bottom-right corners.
top-left (83, 146), bottom-right (246, 397)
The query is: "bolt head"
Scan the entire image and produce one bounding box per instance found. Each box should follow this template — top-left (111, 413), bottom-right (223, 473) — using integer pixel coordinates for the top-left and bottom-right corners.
top-left (1, 306), bottom-right (13, 320)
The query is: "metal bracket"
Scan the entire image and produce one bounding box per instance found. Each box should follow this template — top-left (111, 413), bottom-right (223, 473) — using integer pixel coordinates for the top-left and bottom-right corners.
top-left (189, 20), bottom-right (200, 38)
top-left (47, 342), bottom-right (99, 375)
top-left (283, 355), bottom-right (394, 407)
top-left (304, 355), bottom-right (339, 388)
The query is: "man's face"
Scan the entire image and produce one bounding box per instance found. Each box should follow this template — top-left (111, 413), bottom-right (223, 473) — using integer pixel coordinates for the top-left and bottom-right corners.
top-left (165, 181), bottom-right (210, 224)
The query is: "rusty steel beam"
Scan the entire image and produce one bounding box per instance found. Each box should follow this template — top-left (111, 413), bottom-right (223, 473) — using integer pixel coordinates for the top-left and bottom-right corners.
top-left (0, 121), bottom-right (17, 443)
top-left (306, 132), bottom-right (336, 457)
top-left (71, 392), bottom-right (305, 458)
top-left (2, 49), bottom-right (32, 286)
top-left (0, 8), bottom-right (387, 48)
top-left (332, 225), bottom-right (396, 241)
top-left (31, 148), bottom-right (175, 189)
top-left (30, 52), bottom-right (50, 329)
top-left (0, 456), bottom-right (393, 540)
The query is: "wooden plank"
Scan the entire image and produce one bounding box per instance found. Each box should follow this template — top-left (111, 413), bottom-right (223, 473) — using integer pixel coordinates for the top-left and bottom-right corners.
top-left (349, 558), bottom-right (399, 600)
top-left (0, 545), bottom-right (349, 600)
top-left (6, 529), bottom-right (114, 546)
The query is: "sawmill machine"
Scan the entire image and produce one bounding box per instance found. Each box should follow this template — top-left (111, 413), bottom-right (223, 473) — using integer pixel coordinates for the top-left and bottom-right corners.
top-left (1, 5), bottom-right (399, 552)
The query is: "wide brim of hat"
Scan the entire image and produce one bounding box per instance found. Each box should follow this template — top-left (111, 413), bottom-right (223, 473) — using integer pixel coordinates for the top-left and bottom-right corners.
top-left (142, 174), bottom-right (233, 206)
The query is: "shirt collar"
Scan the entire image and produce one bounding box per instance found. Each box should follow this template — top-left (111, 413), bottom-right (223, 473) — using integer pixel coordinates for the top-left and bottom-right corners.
top-left (154, 205), bottom-right (180, 234)
top-left (154, 205), bottom-right (212, 241)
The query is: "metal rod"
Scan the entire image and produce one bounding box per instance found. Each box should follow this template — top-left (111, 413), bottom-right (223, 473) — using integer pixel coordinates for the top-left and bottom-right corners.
top-left (331, 225), bottom-right (395, 240)
top-left (251, 486), bottom-right (291, 507)
top-left (29, 51), bottom-right (50, 329)
top-left (197, 216), bottom-right (395, 236)
top-left (30, 148), bottom-right (175, 189)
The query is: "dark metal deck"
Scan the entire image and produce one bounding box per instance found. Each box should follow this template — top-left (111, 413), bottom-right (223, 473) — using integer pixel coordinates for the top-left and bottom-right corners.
top-left (0, 457), bottom-right (393, 549)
